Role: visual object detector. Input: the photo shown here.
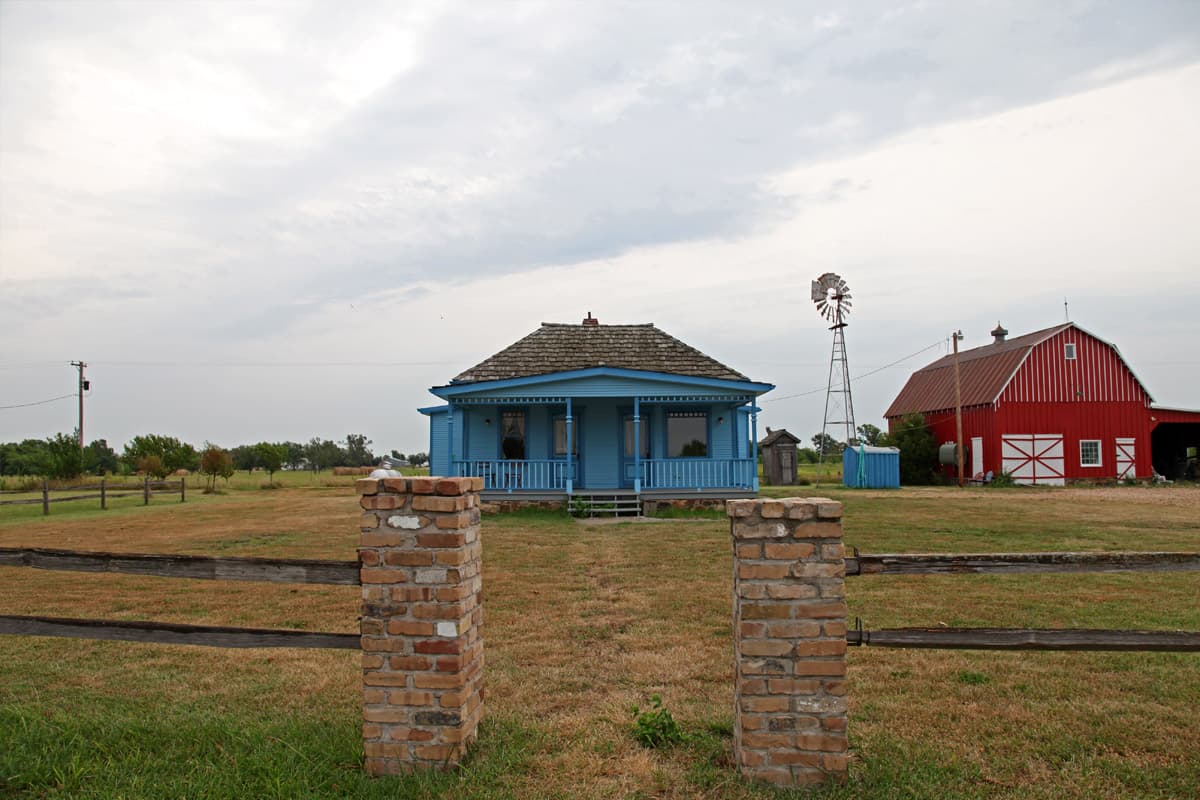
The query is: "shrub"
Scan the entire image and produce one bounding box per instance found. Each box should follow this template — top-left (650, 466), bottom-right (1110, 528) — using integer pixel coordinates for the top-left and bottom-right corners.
top-left (631, 694), bottom-right (686, 748)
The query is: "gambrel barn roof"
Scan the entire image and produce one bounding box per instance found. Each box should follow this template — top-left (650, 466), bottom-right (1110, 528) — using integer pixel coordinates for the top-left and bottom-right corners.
top-left (451, 322), bottom-right (750, 384)
top-left (885, 322), bottom-right (1153, 418)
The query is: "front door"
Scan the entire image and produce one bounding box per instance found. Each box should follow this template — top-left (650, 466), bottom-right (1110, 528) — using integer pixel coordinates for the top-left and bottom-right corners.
top-left (1115, 437), bottom-right (1135, 480)
top-left (620, 414), bottom-right (650, 489)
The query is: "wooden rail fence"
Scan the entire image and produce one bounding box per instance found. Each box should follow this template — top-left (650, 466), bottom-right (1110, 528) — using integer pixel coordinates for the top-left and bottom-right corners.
top-left (2, 546), bottom-right (1197, 652)
top-left (0, 478), bottom-right (185, 514)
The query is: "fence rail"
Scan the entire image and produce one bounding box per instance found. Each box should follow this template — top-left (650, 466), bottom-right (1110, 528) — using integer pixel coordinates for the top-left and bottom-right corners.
top-left (0, 614), bottom-right (358, 650)
top-left (0, 478), bottom-right (185, 513)
top-left (845, 550), bottom-right (1200, 576)
top-left (0, 547), bottom-right (361, 585)
top-left (847, 626), bottom-right (1200, 651)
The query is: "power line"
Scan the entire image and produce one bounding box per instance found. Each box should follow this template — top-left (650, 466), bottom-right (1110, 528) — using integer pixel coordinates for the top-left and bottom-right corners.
top-left (763, 339), bottom-right (945, 404)
top-left (0, 393), bottom-right (76, 410)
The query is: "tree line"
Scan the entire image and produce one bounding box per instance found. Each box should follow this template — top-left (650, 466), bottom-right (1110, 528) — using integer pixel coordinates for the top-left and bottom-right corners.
top-left (0, 432), bottom-right (428, 483)
top-left (801, 415), bottom-right (941, 485)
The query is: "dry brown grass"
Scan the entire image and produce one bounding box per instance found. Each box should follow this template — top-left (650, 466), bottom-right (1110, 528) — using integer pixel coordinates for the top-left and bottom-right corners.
top-left (2, 484), bottom-right (1198, 798)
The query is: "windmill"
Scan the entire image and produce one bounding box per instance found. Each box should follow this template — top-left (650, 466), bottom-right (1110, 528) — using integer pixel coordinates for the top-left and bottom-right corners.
top-left (812, 272), bottom-right (856, 477)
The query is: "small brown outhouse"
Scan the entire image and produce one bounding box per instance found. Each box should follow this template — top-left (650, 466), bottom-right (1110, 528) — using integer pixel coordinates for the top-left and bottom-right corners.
top-left (759, 427), bottom-right (801, 486)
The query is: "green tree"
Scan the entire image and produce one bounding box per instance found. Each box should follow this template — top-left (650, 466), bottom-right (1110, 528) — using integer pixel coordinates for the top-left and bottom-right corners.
top-left (82, 439), bottom-right (119, 475)
top-left (137, 454), bottom-right (169, 480)
top-left (407, 452), bottom-right (428, 467)
top-left (123, 435), bottom-right (196, 475)
top-left (230, 445), bottom-right (258, 475)
top-left (890, 413), bottom-right (939, 485)
top-left (305, 438), bottom-right (344, 473)
top-left (255, 442), bottom-right (286, 482)
top-left (856, 424), bottom-right (884, 447)
top-left (282, 441), bottom-right (307, 471)
top-left (344, 433), bottom-right (375, 467)
top-left (43, 433), bottom-right (83, 480)
top-left (199, 444), bottom-right (235, 491)
top-left (810, 432), bottom-right (844, 457)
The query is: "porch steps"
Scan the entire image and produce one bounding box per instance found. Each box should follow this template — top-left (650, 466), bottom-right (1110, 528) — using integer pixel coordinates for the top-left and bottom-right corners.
top-left (570, 492), bottom-right (642, 518)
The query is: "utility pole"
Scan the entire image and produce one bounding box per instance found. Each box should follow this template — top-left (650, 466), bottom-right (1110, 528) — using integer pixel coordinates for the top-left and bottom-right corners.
top-left (952, 332), bottom-right (964, 487)
top-left (70, 361), bottom-right (88, 452)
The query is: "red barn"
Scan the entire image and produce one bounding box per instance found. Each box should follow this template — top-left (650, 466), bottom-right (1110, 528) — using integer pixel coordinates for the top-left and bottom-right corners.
top-left (885, 322), bottom-right (1200, 485)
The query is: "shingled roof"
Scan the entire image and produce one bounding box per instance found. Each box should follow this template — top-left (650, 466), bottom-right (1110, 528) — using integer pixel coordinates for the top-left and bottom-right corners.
top-left (450, 322), bottom-right (751, 384)
top-left (885, 323), bottom-right (1073, 417)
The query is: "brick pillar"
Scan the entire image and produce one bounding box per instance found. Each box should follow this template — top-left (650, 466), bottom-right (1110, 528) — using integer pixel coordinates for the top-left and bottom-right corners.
top-left (356, 476), bottom-right (484, 775)
top-left (727, 497), bottom-right (848, 786)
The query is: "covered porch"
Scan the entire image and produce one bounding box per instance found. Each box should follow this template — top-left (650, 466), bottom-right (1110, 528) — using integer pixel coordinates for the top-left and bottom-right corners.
top-left (421, 367), bottom-right (770, 497)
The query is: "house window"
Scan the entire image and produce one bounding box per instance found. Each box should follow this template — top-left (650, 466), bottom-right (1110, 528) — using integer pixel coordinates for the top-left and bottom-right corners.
top-left (552, 416), bottom-right (578, 456)
top-left (623, 417), bottom-right (651, 458)
top-left (667, 411), bottom-right (708, 457)
top-left (1064, 343), bottom-right (1076, 360)
top-left (1080, 440), bottom-right (1101, 467)
top-left (501, 410), bottom-right (526, 459)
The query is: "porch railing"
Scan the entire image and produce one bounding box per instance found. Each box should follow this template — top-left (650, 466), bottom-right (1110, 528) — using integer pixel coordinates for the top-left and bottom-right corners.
top-left (641, 458), bottom-right (756, 490)
top-left (453, 459), bottom-right (570, 492)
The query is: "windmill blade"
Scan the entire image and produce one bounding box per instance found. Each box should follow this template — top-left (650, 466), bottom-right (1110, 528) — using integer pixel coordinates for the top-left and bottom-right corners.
top-left (811, 280), bottom-right (826, 303)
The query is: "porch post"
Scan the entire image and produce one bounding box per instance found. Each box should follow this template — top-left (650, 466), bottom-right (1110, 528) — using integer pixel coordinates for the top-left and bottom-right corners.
top-left (565, 397), bottom-right (574, 495)
top-left (751, 405), bottom-right (759, 492)
top-left (447, 402), bottom-right (456, 477)
top-left (633, 396), bottom-right (642, 493)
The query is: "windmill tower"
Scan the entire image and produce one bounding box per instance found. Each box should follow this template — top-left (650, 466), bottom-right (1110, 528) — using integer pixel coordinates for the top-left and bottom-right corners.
top-left (812, 272), bottom-right (856, 475)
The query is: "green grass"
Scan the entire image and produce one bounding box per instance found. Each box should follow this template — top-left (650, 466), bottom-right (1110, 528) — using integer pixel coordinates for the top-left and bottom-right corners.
top-left (1, 484), bottom-right (1198, 797)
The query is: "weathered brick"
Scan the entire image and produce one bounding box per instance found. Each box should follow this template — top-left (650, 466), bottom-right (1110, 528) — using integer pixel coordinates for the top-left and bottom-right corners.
top-left (417, 532), bottom-right (467, 548)
top-left (434, 512), bottom-right (471, 530)
top-left (412, 495), bottom-right (466, 512)
top-left (726, 499), bottom-right (756, 518)
top-left (414, 638), bottom-right (466, 655)
top-left (793, 660), bottom-right (847, 677)
top-left (435, 477), bottom-right (472, 496)
top-left (385, 551), bottom-right (434, 567)
top-left (738, 563), bottom-right (791, 580)
top-left (359, 549), bottom-right (381, 567)
top-left (409, 477), bottom-right (437, 494)
top-left (362, 654), bottom-right (384, 670)
top-left (356, 478), bottom-right (380, 495)
top-left (362, 723), bottom-right (382, 739)
top-left (362, 495), bottom-right (404, 510)
top-left (795, 639), bottom-right (847, 657)
top-left (360, 567), bottom-right (406, 584)
top-left (360, 512), bottom-right (380, 530)
top-left (388, 655), bottom-right (433, 671)
top-left (362, 672), bottom-right (411, 687)
top-left (798, 521), bottom-right (843, 539)
top-left (760, 500), bottom-right (786, 518)
top-left (741, 603), bottom-right (794, 620)
top-left (414, 672), bottom-right (468, 689)
top-left (360, 532), bottom-right (407, 547)
top-left (740, 731), bottom-right (793, 749)
top-left (415, 744), bottom-right (456, 761)
top-left (763, 542), bottom-right (815, 560)
top-left (736, 542), bottom-right (763, 559)
top-left (363, 708), bottom-right (410, 724)
top-left (796, 733), bottom-right (848, 752)
top-left (392, 586), bottom-right (434, 602)
top-left (740, 695), bottom-right (789, 712)
top-left (765, 621), bottom-right (822, 638)
top-left (739, 639), bottom-right (794, 657)
top-left (387, 620), bottom-right (435, 636)
top-left (381, 477), bottom-right (409, 492)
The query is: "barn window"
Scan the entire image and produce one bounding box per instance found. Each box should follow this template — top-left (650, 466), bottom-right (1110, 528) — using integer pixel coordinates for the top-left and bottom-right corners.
top-left (667, 411), bottom-right (708, 457)
top-left (1080, 440), bottom-right (1101, 467)
top-left (1064, 343), bottom-right (1077, 360)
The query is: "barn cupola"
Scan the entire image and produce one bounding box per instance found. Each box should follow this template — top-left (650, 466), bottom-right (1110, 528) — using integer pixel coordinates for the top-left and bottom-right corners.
top-left (991, 322), bottom-right (1008, 344)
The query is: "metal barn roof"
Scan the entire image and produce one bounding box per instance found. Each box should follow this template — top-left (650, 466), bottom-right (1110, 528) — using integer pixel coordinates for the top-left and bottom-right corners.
top-left (885, 323), bottom-right (1074, 417)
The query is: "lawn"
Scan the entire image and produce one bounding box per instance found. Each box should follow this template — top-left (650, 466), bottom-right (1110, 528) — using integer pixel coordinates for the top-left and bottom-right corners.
top-left (1, 483), bottom-right (1198, 798)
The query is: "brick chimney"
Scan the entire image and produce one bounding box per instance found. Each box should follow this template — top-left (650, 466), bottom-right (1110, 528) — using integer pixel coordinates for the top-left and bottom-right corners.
top-left (582, 312), bottom-right (599, 327)
top-left (991, 322), bottom-right (1008, 344)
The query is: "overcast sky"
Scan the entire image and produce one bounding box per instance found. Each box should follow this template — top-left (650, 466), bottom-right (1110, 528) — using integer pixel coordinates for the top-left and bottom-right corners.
top-left (2, 0), bottom-right (1198, 455)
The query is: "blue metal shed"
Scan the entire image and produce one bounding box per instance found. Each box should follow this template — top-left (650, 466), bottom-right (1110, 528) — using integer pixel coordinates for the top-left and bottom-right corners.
top-left (843, 445), bottom-right (900, 489)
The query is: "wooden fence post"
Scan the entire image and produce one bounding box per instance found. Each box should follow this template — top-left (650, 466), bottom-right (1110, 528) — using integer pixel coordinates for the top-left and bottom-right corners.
top-left (101, 477), bottom-right (107, 510)
top-left (143, 477), bottom-right (150, 506)
top-left (357, 475), bottom-right (484, 775)
top-left (728, 497), bottom-right (848, 787)
top-left (180, 477), bottom-right (186, 503)
top-left (42, 480), bottom-right (49, 516)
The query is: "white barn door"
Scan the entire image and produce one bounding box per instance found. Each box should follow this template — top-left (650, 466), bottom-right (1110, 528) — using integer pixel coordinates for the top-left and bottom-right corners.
top-left (1115, 438), bottom-right (1135, 480)
top-left (1001, 434), bottom-right (1065, 486)
top-left (971, 436), bottom-right (983, 479)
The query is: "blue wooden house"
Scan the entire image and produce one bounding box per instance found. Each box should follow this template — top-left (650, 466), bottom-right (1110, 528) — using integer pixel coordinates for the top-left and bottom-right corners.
top-left (419, 316), bottom-right (774, 503)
